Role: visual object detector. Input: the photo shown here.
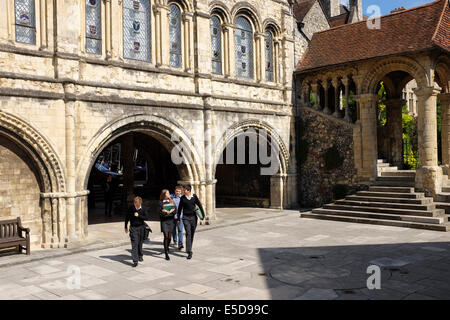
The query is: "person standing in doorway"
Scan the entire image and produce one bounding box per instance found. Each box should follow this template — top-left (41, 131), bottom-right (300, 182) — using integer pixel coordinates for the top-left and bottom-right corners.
top-left (176, 185), bottom-right (205, 260)
top-left (171, 186), bottom-right (184, 250)
top-left (159, 189), bottom-right (176, 260)
top-left (125, 196), bottom-right (148, 267)
top-left (103, 174), bottom-right (115, 217)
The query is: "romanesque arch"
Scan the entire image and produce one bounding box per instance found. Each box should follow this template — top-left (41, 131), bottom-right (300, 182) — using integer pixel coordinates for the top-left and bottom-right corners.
top-left (212, 119), bottom-right (289, 176)
top-left (0, 111), bottom-right (67, 248)
top-left (361, 57), bottom-right (429, 95)
top-left (77, 113), bottom-right (204, 192)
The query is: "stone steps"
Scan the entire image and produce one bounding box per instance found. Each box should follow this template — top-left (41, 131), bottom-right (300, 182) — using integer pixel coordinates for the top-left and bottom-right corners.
top-left (335, 199), bottom-right (436, 211)
top-left (323, 203), bottom-right (443, 217)
top-left (311, 208), bottom-right (445, 224)
top-left (300, 212), bottom-right (450, 231)
top-left (380, 170), bottom-right (416, 177)
top-left (300, 159), bottom-right (449, 231)
top-left (356, 190), bottom-right (424, 199)
top-left (368, 186), bottom-right (414, 193)
top-left (346, 195), bottom-right (432, 204)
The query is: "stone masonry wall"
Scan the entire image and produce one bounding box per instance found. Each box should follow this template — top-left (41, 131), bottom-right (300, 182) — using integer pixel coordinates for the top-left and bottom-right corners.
top-left (298, 107), bottom-right (358, 207)
top-left (0, 137), bottom-right (42, 247)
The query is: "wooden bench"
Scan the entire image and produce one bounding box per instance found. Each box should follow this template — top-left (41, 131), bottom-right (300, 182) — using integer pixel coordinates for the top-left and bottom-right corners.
top-left (0, 217), bottom-right (30, 255)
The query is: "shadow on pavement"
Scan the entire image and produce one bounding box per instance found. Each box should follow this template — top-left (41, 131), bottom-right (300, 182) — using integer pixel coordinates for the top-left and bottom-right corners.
top-left (257, 241), bottom-right (450, 300)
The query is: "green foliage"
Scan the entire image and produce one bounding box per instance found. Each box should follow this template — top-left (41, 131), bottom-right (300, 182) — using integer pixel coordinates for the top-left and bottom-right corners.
top-left (378, 82), bottom-right (387, 126)
top-left (324, 146), bottom-right (344, 171)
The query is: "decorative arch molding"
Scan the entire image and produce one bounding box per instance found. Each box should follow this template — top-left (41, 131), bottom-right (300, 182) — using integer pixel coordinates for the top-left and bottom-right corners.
top-left (77, 113), bottom-right (204, 190)
top-left (262, 18), bottom-right (282, 37)
top-left (435, 61), bottom-right (450, 93)
top-left (209, 1), bottom-right (232, 23)
top-left (361, 57), bottom-right (429, 94)
top-left (231, 2), bottom-right (262, 32)
top-left (165, 0), bottom-right (194, 12)
top-left (212, 119), bottom-right (289, 177)
top-left (0, 110), bottom-right (66, 194)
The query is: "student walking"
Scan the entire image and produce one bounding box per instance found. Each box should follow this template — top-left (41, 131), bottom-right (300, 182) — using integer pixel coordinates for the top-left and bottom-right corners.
top-left (171, 186), bottom-right (184, 250)
top-left (125, 196), bottom-right (148, 267)
top-left (159, 189), bottom-right (176, 260)
top-left (176, 185), bottom-right (205, 260)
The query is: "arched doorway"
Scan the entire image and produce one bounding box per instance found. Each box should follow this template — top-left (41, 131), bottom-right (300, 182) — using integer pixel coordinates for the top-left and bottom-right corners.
top-left (0, 111), bottom-right (66, 249)
top-left (78, 115), bottom-right (202, 235)
top-left (86, 132), bottom-right (181, 224)
top-left (375, 71), bottom-right (419, 170)
top-left (214, 122), bottom-right (287, 209)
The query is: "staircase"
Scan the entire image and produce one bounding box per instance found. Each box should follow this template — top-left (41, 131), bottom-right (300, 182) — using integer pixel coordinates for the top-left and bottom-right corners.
top-left (301, 159), bottom-right (450, 231)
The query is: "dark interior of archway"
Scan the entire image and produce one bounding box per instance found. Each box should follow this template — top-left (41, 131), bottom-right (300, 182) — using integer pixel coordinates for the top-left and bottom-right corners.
top-left (87, 132), bottom-right (180, 224)
top-left (215, 133), bottom-right (271, 208)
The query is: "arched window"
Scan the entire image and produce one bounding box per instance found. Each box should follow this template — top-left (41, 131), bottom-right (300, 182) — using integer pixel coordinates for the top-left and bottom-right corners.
top-left (14, 0), bottom-right (36, 45)
top-left (169, 4), bottom-right (182, 68)
top-left (123, 0), bottom-right (151, 62)
top-left (235, 16), bottom-right (253, 79)
top-left (211, 15), bottom-right (222, 74)
top-left (265, 29), bottom-right (274, 82)
top-left (85, 0), bottom-right (102, 55)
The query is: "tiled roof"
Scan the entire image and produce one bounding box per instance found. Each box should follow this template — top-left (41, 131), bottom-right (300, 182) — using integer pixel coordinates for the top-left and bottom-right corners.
top-left (296, 0), bottom-right (450, 73)
top-left (328, 13), bottom-right (348, 27)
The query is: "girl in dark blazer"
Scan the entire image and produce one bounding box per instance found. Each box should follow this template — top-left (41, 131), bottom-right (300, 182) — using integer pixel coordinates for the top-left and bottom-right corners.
top-left (159, 189), bottom-right (176, 260)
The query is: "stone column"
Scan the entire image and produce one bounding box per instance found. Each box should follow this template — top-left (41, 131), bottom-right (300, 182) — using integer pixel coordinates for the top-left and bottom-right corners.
top-left (105, 0), bottom-right (112, 58)
top-left (270, 174), bottom-right (285, 209)
top-left (254, 32), bottom-right (264, 82)
top-left (332, 78), bottom-right (341, 118)
top-left (274, 39), bottom-right (280, 84)
top-left (311, 82), bottom-right (320, 110)
top-left (342, 76), bottom-right (351, 122)
top-left (322, 80), bottom-right (331, 114)
top-left (358, 93), bottom-right (379, 180)
top-left (159, 4), bottom-right (170, 67)
top-left (222, 24), bottom-right (230, 77)
top-left (384, 99), bottom-right (405, 168)
top-left (121, 134), bottom-right (135, 208)
top-left (302, 83), bottom-right (310, 107)
top-left (203, 97), bottom-right (215, 223)
top-left (153, 5), bottom-right (162, 66)
top-left (182, 12), bottom-right (193, 72)
top-left (414, 86), bottom-right (442, 196)
top-left (39, 0), bottom-right (48, 49)
top-left (439, 93), bottom-right (450, 172)
top-left (225, 23), bottom-right (235, 77)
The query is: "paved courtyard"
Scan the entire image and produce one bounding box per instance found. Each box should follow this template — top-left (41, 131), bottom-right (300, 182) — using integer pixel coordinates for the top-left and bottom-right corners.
top-left (1, 208), bottom-right (450, 300)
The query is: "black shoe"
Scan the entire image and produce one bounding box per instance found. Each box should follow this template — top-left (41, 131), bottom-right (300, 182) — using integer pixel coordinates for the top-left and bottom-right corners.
top-left (187, 252), bottom-right (192, 260)
top-left (132, 262), bottom-right (138, 267)
top-left (139, 256), bottom-right (143, 262)
top-left (179, 244), bottom-right (184, 250)
top-left (165, 254), bottom-right (170, 261)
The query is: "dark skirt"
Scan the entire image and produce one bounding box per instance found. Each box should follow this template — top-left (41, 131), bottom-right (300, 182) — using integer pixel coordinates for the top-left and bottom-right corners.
top-left (160, 218), bottom-right (175, 233)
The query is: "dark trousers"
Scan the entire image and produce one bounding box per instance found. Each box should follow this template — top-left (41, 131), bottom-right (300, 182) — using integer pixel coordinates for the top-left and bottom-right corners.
top-left (183, 216), bottom-right (197, 253)
top-left (129, 225), bottom-right (145, 262)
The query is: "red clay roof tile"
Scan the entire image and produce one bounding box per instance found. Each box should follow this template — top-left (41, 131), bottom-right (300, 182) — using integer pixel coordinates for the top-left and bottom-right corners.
top-left (296, 0), bottom-right (450, 73)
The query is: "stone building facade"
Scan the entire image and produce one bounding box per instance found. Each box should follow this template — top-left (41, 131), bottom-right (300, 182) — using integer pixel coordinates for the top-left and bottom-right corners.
top-left (295, 0), bottom-right (450, 203)
top-left (0, 0), bottom-right (300, 249)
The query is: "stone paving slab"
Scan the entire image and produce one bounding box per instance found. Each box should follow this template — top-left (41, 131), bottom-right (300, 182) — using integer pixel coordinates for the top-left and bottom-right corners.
top-left (0, 208), bottom-right (450, 299)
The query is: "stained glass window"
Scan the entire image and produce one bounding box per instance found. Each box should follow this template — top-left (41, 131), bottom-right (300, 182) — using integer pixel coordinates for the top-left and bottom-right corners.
top-left (169, 4), bottom-right (182, 68)
top-left (211, 15), bottom-right (222, 74)
top-left (85, 0), bottom-right (102, 55)
top-left (14, 0), bottom-right (36, 45)
top-left (265, 30), bottom-right (274, 82)
top-left (235, 16), bottom-right (253, 79)
top-left (123, 0), bottom-right (151, 62)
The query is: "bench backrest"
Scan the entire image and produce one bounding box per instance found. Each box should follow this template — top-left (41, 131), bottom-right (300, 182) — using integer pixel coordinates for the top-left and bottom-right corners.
top-left (0, 218), bottom-right (21, 239)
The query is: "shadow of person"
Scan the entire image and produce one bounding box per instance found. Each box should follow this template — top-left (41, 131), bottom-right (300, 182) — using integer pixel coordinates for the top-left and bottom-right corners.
top-left (99, 254), bottom-right (135, 266)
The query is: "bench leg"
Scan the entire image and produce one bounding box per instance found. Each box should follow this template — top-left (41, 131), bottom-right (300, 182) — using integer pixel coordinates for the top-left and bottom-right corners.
top-left (18, 245), bottom-right (22, 253)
